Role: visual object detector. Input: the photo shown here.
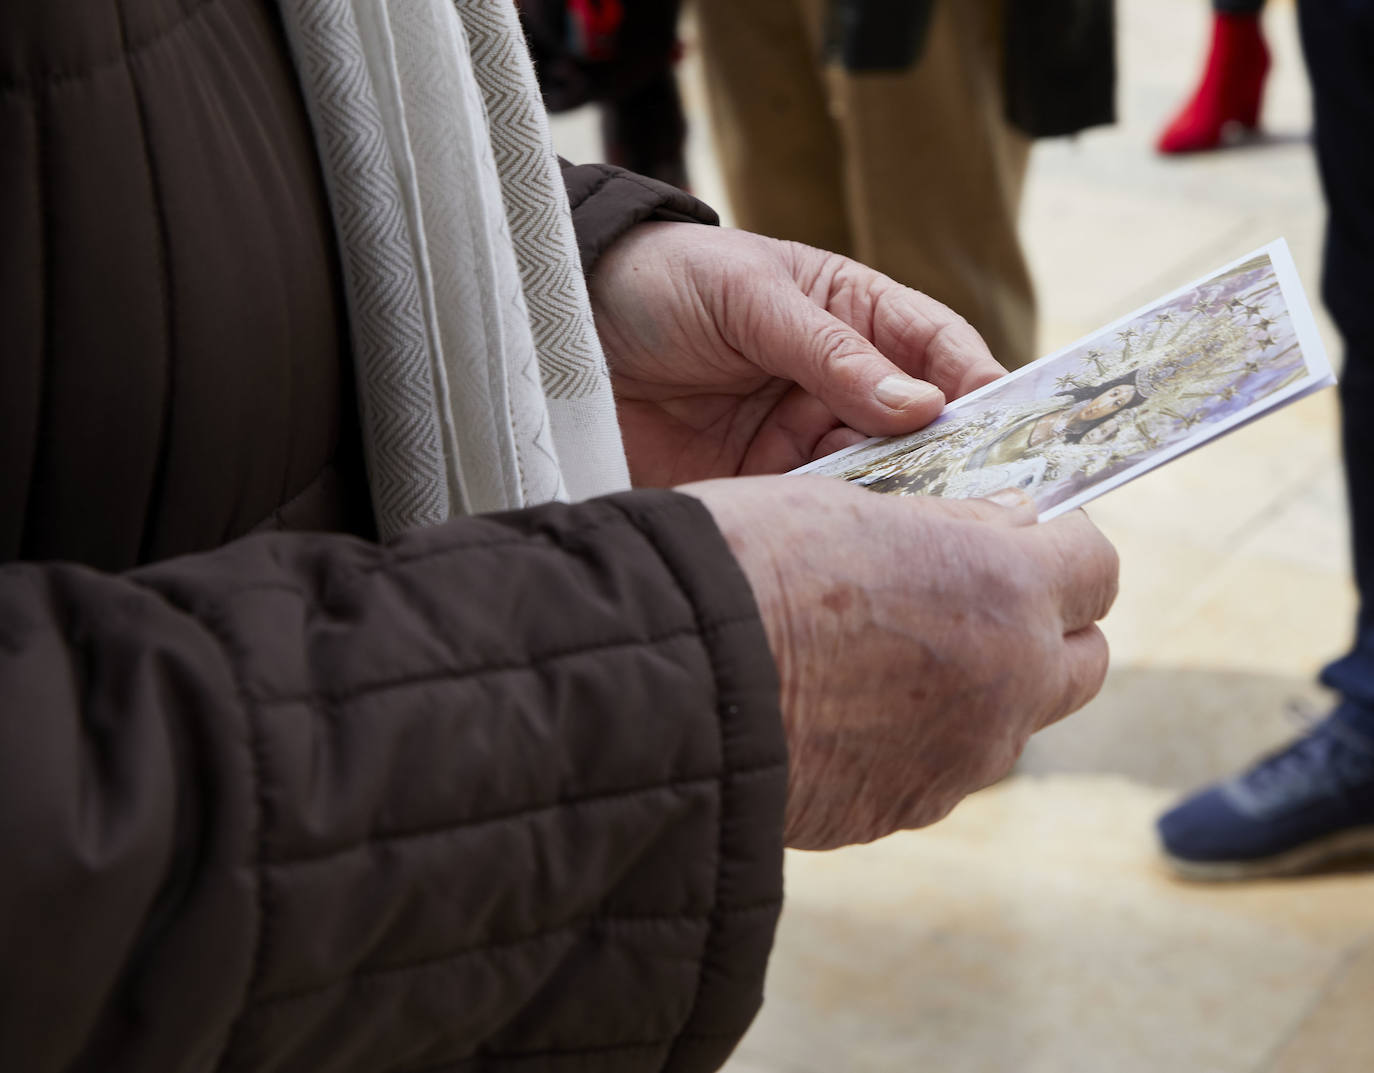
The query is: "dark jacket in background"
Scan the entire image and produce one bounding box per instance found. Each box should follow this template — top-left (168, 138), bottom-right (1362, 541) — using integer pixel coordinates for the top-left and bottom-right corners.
top-left (826, 0), bottom-right (1117, 137)
top-left (517, 0), bottom-right (682, 113)
top-left (0, 1), bottom-right (786, 1070)
top-left (517, 0), bottom-right (690, 186)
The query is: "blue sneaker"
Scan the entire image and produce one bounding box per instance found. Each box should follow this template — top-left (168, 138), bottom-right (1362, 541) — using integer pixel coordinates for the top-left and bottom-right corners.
top-left (1156, 700), bottom-right (1374, 880)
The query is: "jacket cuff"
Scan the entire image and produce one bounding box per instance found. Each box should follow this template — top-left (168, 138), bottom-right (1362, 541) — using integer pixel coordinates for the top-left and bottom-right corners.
top-left (560, 161), bottom-right (720, 272)
top-left (604, 489), bottom-right (787, 1072)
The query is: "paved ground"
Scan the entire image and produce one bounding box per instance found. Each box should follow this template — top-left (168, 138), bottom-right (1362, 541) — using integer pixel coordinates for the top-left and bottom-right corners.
top-left (552, 1), bottom-right (1374, 1069)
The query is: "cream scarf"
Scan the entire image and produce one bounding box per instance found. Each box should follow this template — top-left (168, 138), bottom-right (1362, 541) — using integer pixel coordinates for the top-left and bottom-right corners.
top-left (277, 0), bottom-right (630, 538)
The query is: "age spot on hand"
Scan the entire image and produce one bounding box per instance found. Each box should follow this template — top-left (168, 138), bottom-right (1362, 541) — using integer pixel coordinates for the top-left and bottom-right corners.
top-left (821, 586), bottom-right (854, 615)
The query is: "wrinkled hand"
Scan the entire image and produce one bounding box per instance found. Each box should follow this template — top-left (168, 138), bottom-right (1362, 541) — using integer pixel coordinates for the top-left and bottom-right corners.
top-left (590, 223), bottom-right (1005, 485)
top-left (681, 476), bottom-right (1119, 851)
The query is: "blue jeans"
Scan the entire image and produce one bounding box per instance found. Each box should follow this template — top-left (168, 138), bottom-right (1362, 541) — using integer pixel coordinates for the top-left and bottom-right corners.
top-left (1300, 0), bottom-right (1374, 724)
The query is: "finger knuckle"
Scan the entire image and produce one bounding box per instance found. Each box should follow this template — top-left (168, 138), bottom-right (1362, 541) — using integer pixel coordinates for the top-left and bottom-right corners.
top-left (812, 322), bottom-right (865, 373)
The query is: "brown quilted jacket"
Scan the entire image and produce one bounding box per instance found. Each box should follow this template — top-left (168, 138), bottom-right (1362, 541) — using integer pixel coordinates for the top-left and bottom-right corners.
top-left (0, 2), bottom-right (787, 1071)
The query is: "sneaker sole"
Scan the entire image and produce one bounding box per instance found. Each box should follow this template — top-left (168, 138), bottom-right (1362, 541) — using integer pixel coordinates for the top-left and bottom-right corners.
top-left (1162, 824), bottom-right (1374, 882)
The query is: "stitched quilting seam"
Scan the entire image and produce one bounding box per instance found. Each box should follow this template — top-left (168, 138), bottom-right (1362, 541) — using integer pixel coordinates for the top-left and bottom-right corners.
top-left (406, 1038), bottom-right (668, 1073)
top-left (360, 511), bottom-right (630, 570)
top-left (253, 910), bottom-right (730, 1008)
top-left (21, 75), bottom-right (49, 552)
top-left (602, 169), bottom-right (689, 208)
top-left (246, 614), bottom-right (761, 708)
top-left (613, 492), bottom-right (787, 1066)
top-left (364, 495), bottom-right (704, 573)
top-left (409, 1023), bottom-right (757, 1073)
top-left (261, 761), bottom-right (784, 869)
top-left (181, 599), bottom-right (273, 1073)
top-left (569, 167), bottom-right (618, 211)
top-left (604, 497), bottom-right (730, 1070)
top-left (111, 0), bottom-right (179, 566)
top-left (277, 902), bottom-right (774, 1010)
top-left (251, 904), bottom-right (778, 1047)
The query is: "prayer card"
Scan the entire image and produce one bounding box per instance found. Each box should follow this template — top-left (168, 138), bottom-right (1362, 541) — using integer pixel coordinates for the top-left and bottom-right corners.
top-left (791, 240), bottom-right (1336, 521)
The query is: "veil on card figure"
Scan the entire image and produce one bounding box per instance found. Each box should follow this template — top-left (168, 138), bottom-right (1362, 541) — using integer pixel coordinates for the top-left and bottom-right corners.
top-left (791, 241), bottom-right (1335, 521)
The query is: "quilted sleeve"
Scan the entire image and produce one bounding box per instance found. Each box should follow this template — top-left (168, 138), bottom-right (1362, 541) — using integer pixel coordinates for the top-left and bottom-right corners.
top-left (559, 159), bottom-right (720, 271)
top-left (0, 490), bottom-right (785, 1073)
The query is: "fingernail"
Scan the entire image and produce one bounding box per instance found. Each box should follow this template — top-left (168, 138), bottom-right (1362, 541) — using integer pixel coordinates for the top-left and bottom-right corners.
top-left (987, 488), bottom-right (1033, 508)
top-left (875, 375), bottom-right (941, 410)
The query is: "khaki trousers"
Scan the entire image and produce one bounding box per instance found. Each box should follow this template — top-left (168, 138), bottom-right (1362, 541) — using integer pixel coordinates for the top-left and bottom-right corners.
top-left (694, 0), bottom-right (1037, 370)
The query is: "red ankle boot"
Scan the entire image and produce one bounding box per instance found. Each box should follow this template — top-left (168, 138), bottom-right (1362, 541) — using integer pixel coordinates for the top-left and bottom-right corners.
top-left (1157, 12), bottom-right (1271, 154)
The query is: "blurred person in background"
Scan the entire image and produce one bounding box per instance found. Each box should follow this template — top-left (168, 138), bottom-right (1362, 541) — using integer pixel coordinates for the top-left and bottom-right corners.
top-left (1157, 0), bottom-right (1272, 154)
top-left (1157, 0), bottom-right (1374, 880)
top-left (691, 0), bottom-right (1116, 372)
top-left (519, 0), bottom-right (691, 187)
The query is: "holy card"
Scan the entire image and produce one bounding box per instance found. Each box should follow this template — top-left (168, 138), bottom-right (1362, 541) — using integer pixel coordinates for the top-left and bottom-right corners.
top-left (790, 240), bottom-right (1335, 521)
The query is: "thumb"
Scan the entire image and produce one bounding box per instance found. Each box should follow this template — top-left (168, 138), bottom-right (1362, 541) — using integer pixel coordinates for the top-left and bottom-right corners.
top-left (748, 287), bottom-right (947, 435)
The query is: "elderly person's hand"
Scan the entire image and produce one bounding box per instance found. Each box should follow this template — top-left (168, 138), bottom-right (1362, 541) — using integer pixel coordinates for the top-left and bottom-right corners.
top-left (590, 223), bottom-right (1005, 485)
top-left (682, 476), bottom-right (1119, 850)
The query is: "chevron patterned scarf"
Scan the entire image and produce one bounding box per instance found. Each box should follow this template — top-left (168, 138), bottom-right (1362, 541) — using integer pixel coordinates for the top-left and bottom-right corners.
top-left (277, 0), bottom-right (630, 538)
